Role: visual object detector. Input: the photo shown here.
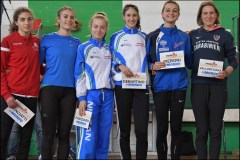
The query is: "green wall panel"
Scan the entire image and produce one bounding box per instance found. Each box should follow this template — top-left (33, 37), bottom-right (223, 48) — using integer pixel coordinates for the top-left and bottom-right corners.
top-left (29, 1), bottom-right (124, 43)
top-left (214, 1), bottom-right (239, 109)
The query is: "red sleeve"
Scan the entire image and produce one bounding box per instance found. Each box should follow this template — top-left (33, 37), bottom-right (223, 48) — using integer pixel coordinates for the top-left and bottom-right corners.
top-left (1, 37), bottom-right (12, 100)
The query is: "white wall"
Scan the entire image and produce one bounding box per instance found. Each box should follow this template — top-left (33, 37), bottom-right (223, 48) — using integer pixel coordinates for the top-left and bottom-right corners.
top-left (123, 1), bottom-right (204, 33)
top-left (1, 1), bottom-right (28, 40)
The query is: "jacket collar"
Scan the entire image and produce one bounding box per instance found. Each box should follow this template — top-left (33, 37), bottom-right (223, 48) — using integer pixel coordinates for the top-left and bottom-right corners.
top-left (14, 31), bottom-right (33, 40)
top-left (200, 25), bottom-right (224, 32)
top-left (90, 36), bottom-right (106, 48)
top-left (123, 26), bottom-right (139, 34)
top-left (160, 24), bottom-right (178, 35)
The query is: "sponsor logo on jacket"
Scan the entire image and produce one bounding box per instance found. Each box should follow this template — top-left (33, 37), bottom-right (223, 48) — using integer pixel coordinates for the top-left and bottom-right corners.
top-left (104, 55), bottom-right (111, 59)
top-left (13, 42), bottom-right (22, 46)
top-left (136, 42), bottom-right (145, 47)
top-left (85, 101), bottom-right (93, 141)
top-left (90, 55), bottom-right (101, 59)
top-left (121, 43), bottom-right (132, 47)
top-left (174, 41), bottom-right (184, 48)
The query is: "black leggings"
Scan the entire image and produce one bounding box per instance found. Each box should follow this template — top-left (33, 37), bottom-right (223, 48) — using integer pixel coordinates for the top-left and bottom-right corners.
top-left (153, 90), bottom-right (186, 160)
top-left (1, 96), bottom-right (37, 160)
top-left (115, 86), bottom-right (149, 159)
top-left (40, 86), bottom-right (76, 159)
top-left (191, 83), bottom-right (227, 159)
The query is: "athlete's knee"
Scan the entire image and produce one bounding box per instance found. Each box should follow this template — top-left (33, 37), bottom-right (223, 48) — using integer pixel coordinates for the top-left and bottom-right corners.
top-left (58, 130), bottom-right (70, 140)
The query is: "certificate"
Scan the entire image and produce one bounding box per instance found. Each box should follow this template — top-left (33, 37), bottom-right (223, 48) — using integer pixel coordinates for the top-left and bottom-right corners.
top-left (73, 109), bottom-right (92, 129)
top-left (198, 59), bottom-right (223, 77)
top-left (160, 50), bottom-right (185, 69)
top-left (4, 100), bottom-right (35, 127)
top-left (122, 72), bottom-right (147, 89)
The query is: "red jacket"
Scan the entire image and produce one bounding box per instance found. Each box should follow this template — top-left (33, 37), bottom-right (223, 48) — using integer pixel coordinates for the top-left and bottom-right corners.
top-left (1, 32), bottom-right (40, 100)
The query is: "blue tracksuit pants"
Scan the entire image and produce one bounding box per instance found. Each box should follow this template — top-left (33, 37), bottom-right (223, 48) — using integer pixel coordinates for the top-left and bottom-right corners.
top-left (76, 89), bottom-right (114, 159)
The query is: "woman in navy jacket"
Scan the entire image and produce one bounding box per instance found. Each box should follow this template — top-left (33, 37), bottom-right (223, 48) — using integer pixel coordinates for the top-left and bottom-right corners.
top-left (189, 2), bottom-right (238, 159)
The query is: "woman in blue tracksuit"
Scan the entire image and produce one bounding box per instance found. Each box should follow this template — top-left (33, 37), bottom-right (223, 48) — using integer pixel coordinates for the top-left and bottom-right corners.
top-left (74, 12), bottom-right (114, 159)
top-left (39, 6), bottom-right (81, 159)
top-left (110, 4), bottom-right (149, 159)
top-left (146, 1), bottom-right (192, 159)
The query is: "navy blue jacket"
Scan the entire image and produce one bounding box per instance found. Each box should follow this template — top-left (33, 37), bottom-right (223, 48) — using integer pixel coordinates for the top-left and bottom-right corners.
top-left (189, 27), bottom-right (238, 84)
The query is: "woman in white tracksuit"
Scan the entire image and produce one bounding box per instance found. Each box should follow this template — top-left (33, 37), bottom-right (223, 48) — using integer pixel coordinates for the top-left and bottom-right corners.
top-left (110, 4), bottom-right (149, 159)
top-left (74, 12), bottom-right (114, 159)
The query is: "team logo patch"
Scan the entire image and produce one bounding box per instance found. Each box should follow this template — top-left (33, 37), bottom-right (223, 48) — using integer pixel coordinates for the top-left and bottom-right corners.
top-left (159, 40), bottom-right (169, 51)
top-left (160, 40), bottom-right (167, 47)
top-left (213, 35), bottom-right (220, 41)
top-left (32, 42), bottom-right (39, 51)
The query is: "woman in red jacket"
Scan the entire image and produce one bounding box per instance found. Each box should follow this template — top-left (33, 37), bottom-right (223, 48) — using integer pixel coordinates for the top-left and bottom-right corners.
top-left (1, 7), bottom-right (40, 159)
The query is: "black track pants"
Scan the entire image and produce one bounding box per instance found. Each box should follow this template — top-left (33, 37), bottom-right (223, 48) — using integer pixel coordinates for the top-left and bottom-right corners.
top-left (115, 86), bottom-right (149, 159)
top-left (153, 90), bottom-right (186, 160)
top-left (191, 83), bottom-right (227, 159)
top-left (40, 86), bottom-right (76, 160)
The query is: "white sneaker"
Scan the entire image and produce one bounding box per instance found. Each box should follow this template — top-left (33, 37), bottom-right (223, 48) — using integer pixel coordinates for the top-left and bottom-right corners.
top-left (7, 156), bottom-right (16, 160)
top-left (38, 154), bottom-right (42, 160)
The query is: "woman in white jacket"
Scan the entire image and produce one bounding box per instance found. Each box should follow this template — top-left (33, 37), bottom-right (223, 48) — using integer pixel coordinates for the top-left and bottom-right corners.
top-left (110, 4), bottom-right (149, 159)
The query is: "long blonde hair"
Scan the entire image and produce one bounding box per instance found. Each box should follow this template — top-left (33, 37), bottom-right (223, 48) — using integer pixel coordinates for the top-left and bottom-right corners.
top-left (55, 6), bottom-right (82, 31)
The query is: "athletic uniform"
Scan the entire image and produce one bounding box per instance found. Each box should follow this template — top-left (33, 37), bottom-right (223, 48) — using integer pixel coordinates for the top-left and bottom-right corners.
top-left (39, 32), bottom-right (81, 159)
top-left (110, 26), bottom-right (149, 159)
top-left (146, 24), bottom-right (192, 159)
top-left (1, 32), bottom-right (40, 159)
top-left (189, 26), bottom-right (238, 159)
top-left (74, 37), bottom-right (114, 159)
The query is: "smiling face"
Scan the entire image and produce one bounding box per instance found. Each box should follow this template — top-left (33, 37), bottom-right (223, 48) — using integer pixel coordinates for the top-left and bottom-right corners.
top-left (57, 9), bottom-right (75, 31)
top-left (123, 7), bottom-right (139, 29)
top-left (161, 2), bottom-right (180, 24)
top-left (15, 11), bottom-right (33, 36)
top-left (201, 5), bottom-right (218, 29)
top-left (91, 18), bottom-right (107, 41)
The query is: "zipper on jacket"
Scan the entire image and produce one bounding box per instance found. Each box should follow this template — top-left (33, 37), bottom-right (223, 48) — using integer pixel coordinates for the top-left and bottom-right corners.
top-left (101, 89), bottom-right (105, 101)
top-left (131, 29), bottom-right (136, 72)
top-left (26, 36), bottom-right (29, 46)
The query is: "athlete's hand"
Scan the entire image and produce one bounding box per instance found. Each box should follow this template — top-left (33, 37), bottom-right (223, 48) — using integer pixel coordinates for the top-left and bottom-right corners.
top-left (119, 65), bottom-right (134, 77)
top-left (78, 100), bottom-right (87, 116)
top-left (153, 62), bottom-right (166, 70)
top-left (6, 96), bottom-right (18, 108)
top-left (215, 70), bottom-right (228, 79)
